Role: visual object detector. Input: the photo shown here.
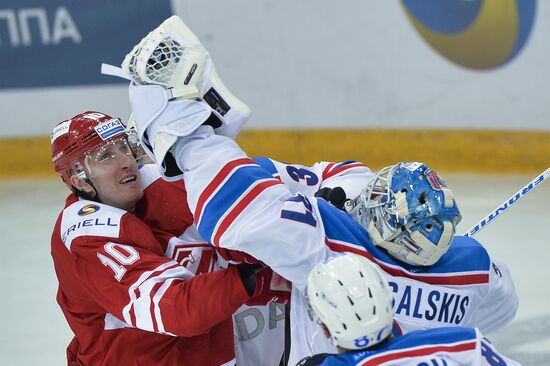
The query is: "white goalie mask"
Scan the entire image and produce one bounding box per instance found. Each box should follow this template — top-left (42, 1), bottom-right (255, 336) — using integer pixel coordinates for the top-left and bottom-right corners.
top-left (345, 162), bottom-right (462, 266)
top-left (306, 253), bottom-right (394, 350)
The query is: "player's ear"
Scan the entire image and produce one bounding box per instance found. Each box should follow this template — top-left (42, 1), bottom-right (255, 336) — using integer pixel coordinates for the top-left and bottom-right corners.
top-left (320, 323), bottom-right (331, 339)
top-left (70, 175), bottom-right (96, 196)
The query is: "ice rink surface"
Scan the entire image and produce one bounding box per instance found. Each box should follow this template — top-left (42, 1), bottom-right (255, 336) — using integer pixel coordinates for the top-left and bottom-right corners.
top-left (1, 173), bottom-right (548, 365)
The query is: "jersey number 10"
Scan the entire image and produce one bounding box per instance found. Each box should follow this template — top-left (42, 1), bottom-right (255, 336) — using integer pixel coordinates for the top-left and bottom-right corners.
top-left (97, 243), bottom-right (141, 281)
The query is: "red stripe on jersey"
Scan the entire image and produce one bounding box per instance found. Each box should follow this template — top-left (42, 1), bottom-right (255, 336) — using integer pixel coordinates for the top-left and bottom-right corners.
top-left (195, 158), bottom-right (256, 223)
top-left (392, 320), bottom-right (404, 336)
top-left (128, 262), bottom-right (181, 326)
top-left (149, 281), bottom-right (165, 333)
top-left (213, 179), bottom-right (284, 246)
top-left (197, 250), bottom-right (214, 275)
top-left (323, 162), bottom-right (367, 180)
top-left (325, 239), bottom-right (489, 285)
top-left (325, 238), bottom-right (374, 259)
top-left (129, 289), bottom-right (138, 327)
top-left (175, 243), bottom-right (212, 249)
top-left (321, 162), bottom-right (336, 180)
top-left (359, 341), bottom-right (477, 365)
top-left (379, 264), bottom-right (489, 286)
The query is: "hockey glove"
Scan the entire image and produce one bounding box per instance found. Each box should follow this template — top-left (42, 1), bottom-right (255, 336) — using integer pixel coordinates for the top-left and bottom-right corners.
top-left (216, 247), bottom-right (261, 265)
top-left (237, 264), bottom-right (291, 306)
top-left (314, 187), bottom-right (348, 211)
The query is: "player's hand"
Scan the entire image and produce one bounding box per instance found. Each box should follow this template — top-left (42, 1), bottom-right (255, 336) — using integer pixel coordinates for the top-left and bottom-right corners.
top-left (216, 247), bottom-right (261, 265)
top-left (247, 266), bottom-right (291, 306)
top-left (314, 187), bottom-right (348, 211)
top-left (236, 264), bottom-right (291, 306)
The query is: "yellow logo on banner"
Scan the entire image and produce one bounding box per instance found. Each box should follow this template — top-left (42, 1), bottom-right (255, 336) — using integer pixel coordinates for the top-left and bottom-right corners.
top-left (401, 0), bottom-right (536, 70)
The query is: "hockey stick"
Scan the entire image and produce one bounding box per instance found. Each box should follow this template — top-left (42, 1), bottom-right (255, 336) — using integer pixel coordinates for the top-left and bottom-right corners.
top-left (463, 167), bottom-right (550, 237)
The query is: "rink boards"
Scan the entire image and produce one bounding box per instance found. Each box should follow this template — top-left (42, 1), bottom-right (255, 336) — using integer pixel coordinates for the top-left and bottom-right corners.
top-left (1, 128), bottom-right (549, 178)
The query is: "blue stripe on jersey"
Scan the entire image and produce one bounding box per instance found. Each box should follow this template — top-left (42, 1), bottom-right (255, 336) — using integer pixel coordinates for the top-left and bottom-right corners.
top-left (316, 199), bottom-right (491, 274)
top-left (317, 198), bottom-right (378, 249)
top-left (382, 327), bottom-right (477, 350)
top-left (252, 157), bottom-right (278, 176)
top-left (333, 160), bottom-right (359, 168)
top-left (198, 165), bottom-right (274, 242)
top-left (436, 236), bottom-right (491, 272)
top-left (323, 327), bottom-right (477, 365)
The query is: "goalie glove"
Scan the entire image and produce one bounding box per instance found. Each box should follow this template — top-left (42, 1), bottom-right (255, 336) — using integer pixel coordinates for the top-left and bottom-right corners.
top-left (122, 15), bottom-right (251, 139)
top-left (237, 265), bottom-right (292, 306)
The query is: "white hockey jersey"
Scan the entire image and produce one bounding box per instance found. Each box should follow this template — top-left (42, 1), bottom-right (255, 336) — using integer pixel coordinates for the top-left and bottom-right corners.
top-left (297, 327), bottom-right (520, 366)
top-left (251, 156), bottom-right (373, 199)
top-left (288, 200), bottom-right (518, 364)
top-left (171, 128), bottom-right (518, 363)
top-left (234, 157), bottom-right (373, 366)
top-left (138, 157), bottom-right (373, 366)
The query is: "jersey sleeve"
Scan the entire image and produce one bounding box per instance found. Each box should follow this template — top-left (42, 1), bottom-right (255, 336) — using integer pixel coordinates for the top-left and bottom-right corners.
top-left (252, 157), bottom-right (373, 200)
top-left (173, 128), bottom-right (332, 291)
top-left (468, 257), bottom-right (519, 334)
top-left (62, 212), bottom-right (249, 337)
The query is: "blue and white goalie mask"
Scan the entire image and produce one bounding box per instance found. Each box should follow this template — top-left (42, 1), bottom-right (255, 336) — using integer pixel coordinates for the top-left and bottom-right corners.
top-left (345, 162), bottom-right (462, 266)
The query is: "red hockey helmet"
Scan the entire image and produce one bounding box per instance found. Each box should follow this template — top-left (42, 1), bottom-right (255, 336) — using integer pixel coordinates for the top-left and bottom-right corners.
top-left (51, 111), bottom-right (128, 189)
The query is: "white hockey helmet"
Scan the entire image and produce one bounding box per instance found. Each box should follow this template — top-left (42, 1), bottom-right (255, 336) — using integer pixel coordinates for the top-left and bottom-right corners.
top-left (306, 253), bottom-right (394, 350)
top-left (345, 162), bottom-right (461, 266)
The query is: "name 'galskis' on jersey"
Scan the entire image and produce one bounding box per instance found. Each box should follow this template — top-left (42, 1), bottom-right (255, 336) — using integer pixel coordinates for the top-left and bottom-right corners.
top-left (319, 198), bottom-right (518, 335)
top-left (388, 279), bottom-right (471, 326)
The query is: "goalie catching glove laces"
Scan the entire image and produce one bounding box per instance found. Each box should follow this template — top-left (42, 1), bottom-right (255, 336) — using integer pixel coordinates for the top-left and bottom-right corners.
top-left (103, 15), bottom-right (251, 180)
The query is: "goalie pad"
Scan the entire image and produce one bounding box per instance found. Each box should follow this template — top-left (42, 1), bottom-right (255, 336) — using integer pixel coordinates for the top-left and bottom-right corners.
top-left (122, 15), bottom-right (251, 140)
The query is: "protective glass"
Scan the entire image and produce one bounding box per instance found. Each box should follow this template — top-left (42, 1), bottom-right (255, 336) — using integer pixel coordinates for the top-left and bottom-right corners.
top-left (86, 137), bottom-right (134, 165)
top-left (78, 137), bottom-right (136, 181)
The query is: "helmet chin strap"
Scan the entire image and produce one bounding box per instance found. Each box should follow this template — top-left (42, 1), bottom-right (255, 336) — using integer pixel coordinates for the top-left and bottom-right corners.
top-left (72, 176), bottom-right (101, 203)
top-left (74, 158), bottom-right (102, 202)
top-left (84, 178), bottom-right (101, 201)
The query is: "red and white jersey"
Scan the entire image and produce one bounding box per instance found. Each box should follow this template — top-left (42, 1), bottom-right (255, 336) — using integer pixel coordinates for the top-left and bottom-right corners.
top-left (137, 164), bottom-right (220, 275)
top-left (51, 193), bottom-right (250, 366)
top-left (136, 163), bottom-right (194, 237)
top-left (171, 129), bottom-right (518, 363)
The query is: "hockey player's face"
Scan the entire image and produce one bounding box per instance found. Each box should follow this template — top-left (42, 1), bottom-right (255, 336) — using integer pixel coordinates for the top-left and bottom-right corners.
top-left (86, 138), bottom-right (143, 211)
